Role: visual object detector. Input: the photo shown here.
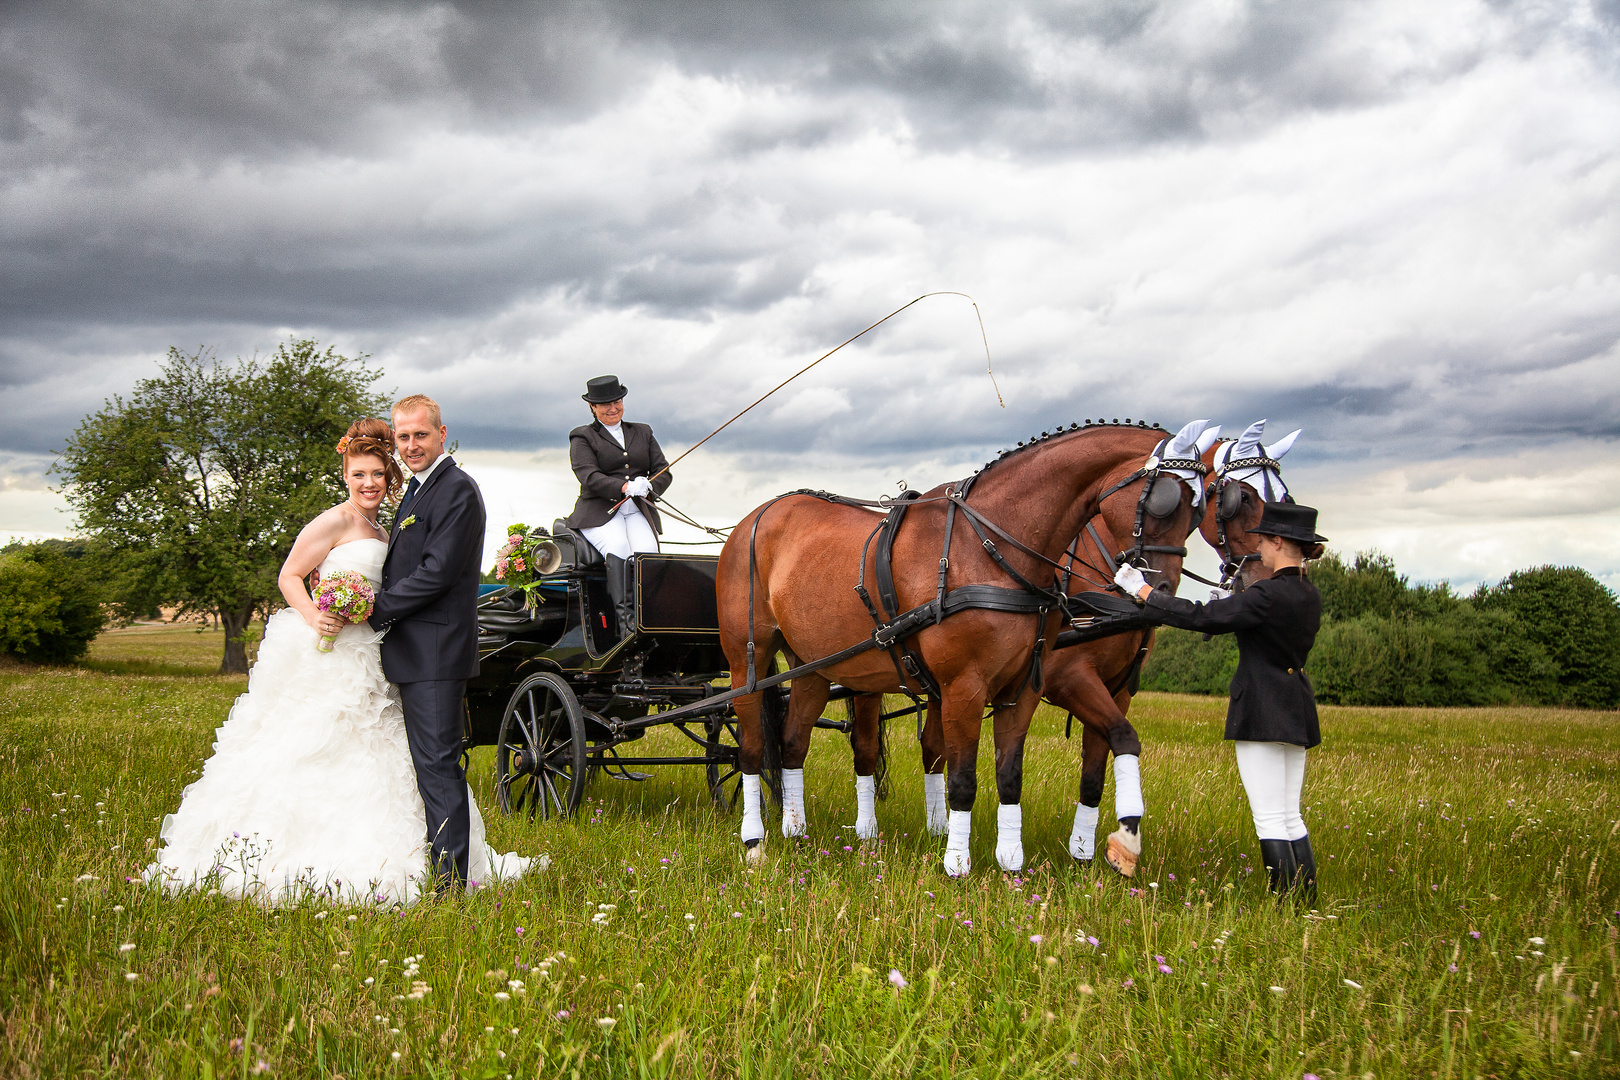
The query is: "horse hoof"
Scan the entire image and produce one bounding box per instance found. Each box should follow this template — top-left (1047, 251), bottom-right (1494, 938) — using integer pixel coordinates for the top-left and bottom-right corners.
top-left (995, 844), bottom-right (1024, 872)
top-left (744, 839), bottom-right (764, 865)
top-left (781, 820), bottom-right (806, 839)
top-left (942, 852), bottom-right (971, 878)
top-left (854, 818), bottom-right (878, 841)
top-left (927, 819), bottom-right (949, 837)
top-left (1104, 828), bottom-right (1140, 878)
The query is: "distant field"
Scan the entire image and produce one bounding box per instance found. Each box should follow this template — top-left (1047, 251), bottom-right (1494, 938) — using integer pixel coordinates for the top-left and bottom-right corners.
top-left (0, 627), bottom-right (1616, 1077)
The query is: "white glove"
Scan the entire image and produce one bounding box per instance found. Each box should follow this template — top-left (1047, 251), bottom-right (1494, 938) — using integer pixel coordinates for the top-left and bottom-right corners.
top-left (1113, 563), bottom-right (1148, 596)
top-left (1207, 587), bottom-right (1232, 602)
top-left (625, 476), bottom-right (653, 498)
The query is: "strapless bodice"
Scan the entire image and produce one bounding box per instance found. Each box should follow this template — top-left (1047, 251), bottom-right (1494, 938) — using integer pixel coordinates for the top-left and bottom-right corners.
top-left (317, 539), bottom-right (387, 589)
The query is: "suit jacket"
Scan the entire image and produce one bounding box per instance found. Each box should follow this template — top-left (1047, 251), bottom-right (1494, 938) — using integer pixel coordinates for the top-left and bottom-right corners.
top-left (563, 420), bottom-right (673, 532)
top-left (373, 456), bottom-right (486, 683)
top-left (1143, 566), bottom-right (1322, 747)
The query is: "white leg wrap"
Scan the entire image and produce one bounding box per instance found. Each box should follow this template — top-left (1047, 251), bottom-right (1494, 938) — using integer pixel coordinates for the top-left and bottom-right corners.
top-left (854, 774), bottom-right (877, 839)
top-left (943, 809), bottom-right (972, 877)
top-left (739, 774), bottom-right (765, 844)
top-left (1113, 754), bottom-right (1145, 821)
top-left (923, 773), bottom-right (948, 835)
top-left (995, 803), bottom-right (1024, 872)
top-left (780, 768), bottom-right (806, 837)
top-left (1069, 802), bottom-right (1100, 861)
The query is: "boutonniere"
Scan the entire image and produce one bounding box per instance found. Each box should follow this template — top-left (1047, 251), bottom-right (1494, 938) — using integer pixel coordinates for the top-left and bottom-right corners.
top-left (398, 515), bottom-right (417, 531)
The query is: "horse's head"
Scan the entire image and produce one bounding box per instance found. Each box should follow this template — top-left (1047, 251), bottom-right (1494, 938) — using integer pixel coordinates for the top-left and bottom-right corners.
top-left (1199, 419), bottom-right (1301, 589)
top-left (1090, 419), bottom-right (1222, 595)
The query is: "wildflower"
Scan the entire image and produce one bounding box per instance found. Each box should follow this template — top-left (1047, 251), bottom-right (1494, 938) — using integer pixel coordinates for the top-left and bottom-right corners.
top-left (1158, 963), bottom-right (1173, 975)
top-left (493, 992), bottom-right (511, 1002)
top-left (556, 1010), bottom-right (571, 1020)
top-left (1528, 936), bottom-right (1545, 946)
top-left (1029, 934), bottom-right (1043, 945)
top-left (391, 1052), bottom-right (401, 1061)
top-left (364, 978), bottom-right (374, 986)
top-left (514, 926), bottom-right (524, 937)
top-left (112, 905), bottom-right (124, 913)
top-left (888, 969), bottom-right (907, 989)
top-left (119, 943), bottom-right (136, 953)
top-left (1045, 956), bottom-right (1058, 966)
top-left (1077, 983), bottom-right (1094, 995)
top-left (314, 912), bottom-right (327, 921)
top-left (1270, 986), bottom-right (1285, 994)
top-left (1447, 963), bottom-right (1458, 973)
top-left (125, 972), bottom-right (139, 982)
top-left (1121, 978), bottom-right (1134, 988)
top-left (1148, 882), bottom-right (1159, 890)
top-left (1343, 979), bottom-right (1362, 990)
top-left (229, 1038), bottom-right (245, 1055)
top-left (597, 1017), bottom-right (617, 1031)
top-left (1086, 936), bottom-right (1099, 948)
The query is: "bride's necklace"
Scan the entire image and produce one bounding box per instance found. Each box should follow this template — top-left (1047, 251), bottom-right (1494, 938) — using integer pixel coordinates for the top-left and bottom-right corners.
top-left (348, 501), bottom-right (388, 539)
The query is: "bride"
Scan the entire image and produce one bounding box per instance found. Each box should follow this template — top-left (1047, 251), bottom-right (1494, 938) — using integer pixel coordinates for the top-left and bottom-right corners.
top-left (146, 418), bottom-right (535, 905)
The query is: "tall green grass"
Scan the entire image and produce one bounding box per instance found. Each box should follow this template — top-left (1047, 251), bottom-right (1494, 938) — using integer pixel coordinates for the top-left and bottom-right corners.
top-left (1, 626), bottom-right (1616, 1076)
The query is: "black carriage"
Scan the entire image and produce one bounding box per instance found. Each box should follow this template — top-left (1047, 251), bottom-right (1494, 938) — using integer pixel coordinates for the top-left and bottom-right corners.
top-left (465, 513), bottom-right (1156, 823)
top-left (465, 523), bottom-right (793, 820)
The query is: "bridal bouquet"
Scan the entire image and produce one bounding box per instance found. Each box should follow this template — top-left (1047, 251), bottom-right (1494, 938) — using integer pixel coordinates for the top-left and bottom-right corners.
top-left (311, 570), bottom-right (374, 653)
top-left (494, 523), bottom-right (557, 605)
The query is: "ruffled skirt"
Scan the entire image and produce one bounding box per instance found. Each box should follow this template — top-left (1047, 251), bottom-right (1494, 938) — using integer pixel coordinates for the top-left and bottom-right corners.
top-left (146, 608), bottom-right (532, 905)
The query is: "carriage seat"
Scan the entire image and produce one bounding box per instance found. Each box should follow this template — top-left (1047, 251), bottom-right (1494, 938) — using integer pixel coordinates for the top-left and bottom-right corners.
top-left (551, 520), bottom-right (604, 569)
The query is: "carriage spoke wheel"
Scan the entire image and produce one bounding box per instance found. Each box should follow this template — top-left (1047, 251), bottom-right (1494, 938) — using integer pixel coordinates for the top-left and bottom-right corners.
top-left (705, 711), bottom-right (743, 811)
top-left (496, 672), bottom-right (587, 821)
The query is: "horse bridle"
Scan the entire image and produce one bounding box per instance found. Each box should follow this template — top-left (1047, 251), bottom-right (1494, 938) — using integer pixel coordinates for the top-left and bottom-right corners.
top-left (1065, 439), bottom-right (1210, 589)
top-left (1206, 447), bottom-right (1286, 589)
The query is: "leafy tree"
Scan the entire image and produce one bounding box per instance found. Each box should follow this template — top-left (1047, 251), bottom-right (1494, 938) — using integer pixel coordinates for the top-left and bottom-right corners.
top-left (1476, 566), bottom-right (1620, 709)
top-left (0, 542), bottom-right (106, 663)
top-left (58, 341), bottom-right (389, 673)
top-left (1313, 550), bottom-right (1458, 622)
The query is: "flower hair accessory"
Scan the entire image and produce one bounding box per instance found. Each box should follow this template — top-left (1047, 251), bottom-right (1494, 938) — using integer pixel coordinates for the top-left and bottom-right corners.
top-left (335, 435), bottom-right (352, 454)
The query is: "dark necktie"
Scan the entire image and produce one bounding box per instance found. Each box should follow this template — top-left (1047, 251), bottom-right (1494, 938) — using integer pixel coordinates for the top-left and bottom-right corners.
top-left (396, 475), bottom-right (421, 527)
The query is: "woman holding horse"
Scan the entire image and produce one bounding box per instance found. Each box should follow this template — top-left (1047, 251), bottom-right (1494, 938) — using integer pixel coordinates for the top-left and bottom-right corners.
top-left (564, 375), bottom-right (673, 637)
top-left (1114, 501), bottom-right (1327, 902)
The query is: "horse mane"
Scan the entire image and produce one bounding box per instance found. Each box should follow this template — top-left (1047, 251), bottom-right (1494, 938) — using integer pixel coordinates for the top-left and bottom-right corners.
top-left (967, 417), bottom-right (1168, 482)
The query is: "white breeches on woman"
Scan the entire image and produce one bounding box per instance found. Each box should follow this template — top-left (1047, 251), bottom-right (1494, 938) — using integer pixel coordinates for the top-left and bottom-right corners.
top-left (1233, 740), bottom-right (1309, 841)
top-left (580, 503), bottom-right (658, 560)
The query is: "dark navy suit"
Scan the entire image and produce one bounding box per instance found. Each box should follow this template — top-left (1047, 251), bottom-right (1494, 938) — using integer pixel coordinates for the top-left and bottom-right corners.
top-left (372, 456), bottom-right (486, 886)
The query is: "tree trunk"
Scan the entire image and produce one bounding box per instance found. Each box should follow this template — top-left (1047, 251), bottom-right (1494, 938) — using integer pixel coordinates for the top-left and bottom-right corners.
top-left (220, 602), bottom-right (257, 675)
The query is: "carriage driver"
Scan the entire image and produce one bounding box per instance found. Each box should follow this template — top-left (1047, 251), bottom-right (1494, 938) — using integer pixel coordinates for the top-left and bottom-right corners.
top-left (1114, 501), bottom-right (1329, 905)
top-left (564, 375), bottom-right (673, 638)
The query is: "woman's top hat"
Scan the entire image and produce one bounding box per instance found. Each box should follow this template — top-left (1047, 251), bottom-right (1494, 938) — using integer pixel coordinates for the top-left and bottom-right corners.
top-left (582, 375), bottom-right (628, 403)
top-left (1248, 501), bottom-right (1328, 543)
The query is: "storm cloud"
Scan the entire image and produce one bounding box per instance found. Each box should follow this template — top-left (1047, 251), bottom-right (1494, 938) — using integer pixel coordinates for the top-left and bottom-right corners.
top-left (4, 0), bottom-right (1618, 588)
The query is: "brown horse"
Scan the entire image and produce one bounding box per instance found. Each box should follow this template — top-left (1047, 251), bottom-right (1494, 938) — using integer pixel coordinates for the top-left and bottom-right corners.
top-left (1047, 419), bottom-right (1302, 875)
top-left (716, 419), bottom-right (1204, 875)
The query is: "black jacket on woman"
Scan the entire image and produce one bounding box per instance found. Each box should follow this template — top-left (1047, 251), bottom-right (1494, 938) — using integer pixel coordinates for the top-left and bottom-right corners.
top-left (563, 420), bottom-right (673, 533)
top-left (1143, 566), bottom-right (1322, 747)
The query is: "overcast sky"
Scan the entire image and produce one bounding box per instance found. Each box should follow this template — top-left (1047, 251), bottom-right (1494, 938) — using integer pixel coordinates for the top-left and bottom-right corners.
top-left (4, 0), bottom-right (1618, 592)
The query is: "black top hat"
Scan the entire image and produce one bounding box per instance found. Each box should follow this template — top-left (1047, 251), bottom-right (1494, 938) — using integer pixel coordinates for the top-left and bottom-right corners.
top-left (582, 375), bottom-right (628, 404)
top-left (1247, 501), bottom-right (1328, 543)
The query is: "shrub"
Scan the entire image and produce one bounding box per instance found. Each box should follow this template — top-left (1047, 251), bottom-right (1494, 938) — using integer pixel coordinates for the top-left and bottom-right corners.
top-left (1139, 627), bottom-right (1238, 696)
top-left (0, 543), bottom-right (106, 663)
top-left (1476, 566), bottom-right (1620, 709)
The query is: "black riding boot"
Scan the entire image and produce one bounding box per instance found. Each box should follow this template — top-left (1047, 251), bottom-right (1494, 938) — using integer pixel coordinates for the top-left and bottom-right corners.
top-left (1291, 835), bottom-right (1318, 907)
top-left (604, 555), bottom-right (637, 640)
top-left (1258, 838), bottom-right (1298, 899)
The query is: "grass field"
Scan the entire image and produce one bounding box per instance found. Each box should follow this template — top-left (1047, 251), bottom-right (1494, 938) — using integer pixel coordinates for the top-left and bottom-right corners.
top-left (1, 624), bottom-right (1617, 1077)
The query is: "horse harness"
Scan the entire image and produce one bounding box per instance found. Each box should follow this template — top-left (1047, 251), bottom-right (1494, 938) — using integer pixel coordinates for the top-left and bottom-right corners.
top-left (1207, 444), bottom-right (1287, 590)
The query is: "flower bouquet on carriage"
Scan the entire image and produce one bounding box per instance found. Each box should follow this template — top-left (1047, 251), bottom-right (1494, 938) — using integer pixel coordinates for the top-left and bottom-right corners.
top-left (311, 570), bottom-right (374, 652)
top-left (494, 523), bottom-right (562, 608)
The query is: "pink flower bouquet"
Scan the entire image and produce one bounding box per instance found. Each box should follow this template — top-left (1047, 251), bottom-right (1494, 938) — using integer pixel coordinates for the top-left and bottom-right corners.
top-left (311, 570), bottom-right (374, 652)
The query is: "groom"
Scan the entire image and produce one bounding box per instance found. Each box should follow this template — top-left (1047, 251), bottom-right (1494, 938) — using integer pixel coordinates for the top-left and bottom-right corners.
top-left (371, 394), bottom-right (486, 893)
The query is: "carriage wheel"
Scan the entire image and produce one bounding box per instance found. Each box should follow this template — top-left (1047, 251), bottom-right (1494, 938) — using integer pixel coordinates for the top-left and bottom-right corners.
top-left (705, 710), bottom-right (743, 811)
top-left (496, 672), bottom-right (587, 821)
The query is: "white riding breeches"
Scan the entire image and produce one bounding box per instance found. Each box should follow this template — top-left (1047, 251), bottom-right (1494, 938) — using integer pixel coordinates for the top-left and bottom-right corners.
top-left (580, 503), bottom-right (658, 560)
top-left (1233, 740), bottom-right (1309, 841)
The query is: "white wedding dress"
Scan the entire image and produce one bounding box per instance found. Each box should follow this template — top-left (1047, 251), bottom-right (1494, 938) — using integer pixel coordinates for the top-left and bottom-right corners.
top-left (146, 539), bottom-right (535, 905)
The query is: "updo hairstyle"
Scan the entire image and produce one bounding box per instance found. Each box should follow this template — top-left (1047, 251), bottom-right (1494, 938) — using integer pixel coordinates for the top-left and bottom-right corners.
top-left (338, 418), bottom-right (405, 499)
